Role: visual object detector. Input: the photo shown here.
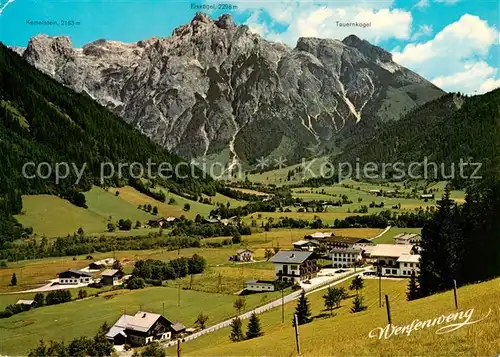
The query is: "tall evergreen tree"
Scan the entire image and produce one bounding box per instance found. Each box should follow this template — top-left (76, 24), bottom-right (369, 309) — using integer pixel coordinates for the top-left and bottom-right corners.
top-left (293, 290), bottom-right (311, 326)
top-left (10, 272), bottom-right (17, 286)
top-left (406, 271), bottom-right (420, 301)
top-left (350, 294), bottom-right (367, 313)
top-left (246, 312), bottom-right (263, 339)
top-left (419, 186), bottom-right (462, 297)
top-left (229, 317), bottom-right (244, 342)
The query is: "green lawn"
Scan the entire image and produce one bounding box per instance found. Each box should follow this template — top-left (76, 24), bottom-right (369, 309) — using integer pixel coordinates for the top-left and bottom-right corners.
top-left (372, 227), bottom-right (422, 244)
top-left (0, 285), bottom-right (283, 356)
top-left (15, 195), bottom-right (108, 237)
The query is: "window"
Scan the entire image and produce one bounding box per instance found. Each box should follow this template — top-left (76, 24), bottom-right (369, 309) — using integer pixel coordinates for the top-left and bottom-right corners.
top-left (385, 269), bottom-right (390, 274)
top-left (291, 265), bottom-right (298, 270)
top-left (404, 263), bottom-right (407, 267)
top-left (392, 269), bottom-right (397, 275)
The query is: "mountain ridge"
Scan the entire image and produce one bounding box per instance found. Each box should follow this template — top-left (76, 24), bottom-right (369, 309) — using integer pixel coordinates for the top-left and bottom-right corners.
top-left (18, 13), bottom-right (445, 167)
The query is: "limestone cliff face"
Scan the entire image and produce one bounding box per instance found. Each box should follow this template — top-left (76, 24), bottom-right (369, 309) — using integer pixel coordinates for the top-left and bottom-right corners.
top-left (21, 12), bottom-right (444, 166)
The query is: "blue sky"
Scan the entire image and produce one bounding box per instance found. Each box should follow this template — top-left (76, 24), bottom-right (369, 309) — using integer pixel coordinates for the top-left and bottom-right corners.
top-left (0, 0), bottom-right (498, 93)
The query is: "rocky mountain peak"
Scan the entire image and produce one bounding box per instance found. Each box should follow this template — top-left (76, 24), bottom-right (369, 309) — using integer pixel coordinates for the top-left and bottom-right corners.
top-left (19, 14), bottom-right (445, 165)
top-left (342, 34), bottom-right (392, 63)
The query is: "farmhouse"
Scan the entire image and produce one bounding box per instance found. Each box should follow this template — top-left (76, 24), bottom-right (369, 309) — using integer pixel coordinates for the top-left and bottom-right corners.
top-left (394, 233), bottom-right (421, 245)
top-left (234, 248), bottom-right (254, 262)
top-left (58, 270), bottom-right (92, 285)
top-left (293, 239), bottom-right (320, 251)
top-left (100, 269), bottom-right (125, 286)
top-left (331, 247), bottom-right (363, 268)
top-left (244, 280), bottom-right (275, 292)
top-left (124, 311), bottom-right (175, 346)
top-left (269, 250), bottom-right (319, 283)
top-left (397, 254), bottom-right (421, 276)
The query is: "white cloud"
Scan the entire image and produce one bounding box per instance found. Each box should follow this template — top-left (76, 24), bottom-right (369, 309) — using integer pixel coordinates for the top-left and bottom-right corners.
top-left (432, 61), bottom-right (498, 94)
top-left (479, 78), bottom-right (500, 94)
top-left (240, 1), bottom-right (412, 46)
top-left (392, 14), bottom-right (499, 93)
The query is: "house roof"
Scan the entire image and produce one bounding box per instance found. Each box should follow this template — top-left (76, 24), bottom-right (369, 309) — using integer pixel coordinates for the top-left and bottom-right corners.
top-left (101, 269), bottom-right (121, 277)
top-left (365, 244), bottom-right (414, 258)
top-left (170, 322), bottom-right (186, 333)
top-left (106, 314), bottom-right (133, 339)
top-left (236, 248), bottom-right (254, 254)
top-left (397, 254), bottom-right (421, 263)
top-left (59, 269), bottom-right (92, 277)
top-left (293, 240), bottom-right (319, 246)
top-left (125, 311), bottom-right (163, 333)
top-left (324, 236), bottom-right (372, 245)
top-left (16, 299), bottom-right (35, 305)
top-left (269, 250), bottom-right (313, 264)
top-left (330, 247), bottom-right (363, 254)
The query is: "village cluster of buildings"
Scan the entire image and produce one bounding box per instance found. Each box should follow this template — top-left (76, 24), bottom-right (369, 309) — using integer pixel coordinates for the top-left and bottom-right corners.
top-left (243, 230), bottom-right (422, 292)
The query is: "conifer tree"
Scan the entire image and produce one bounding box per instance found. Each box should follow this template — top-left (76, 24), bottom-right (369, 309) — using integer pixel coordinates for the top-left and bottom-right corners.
top-left (246, 312), bottom-right (263, 339)
top-left (229, 317), bottom-right (244, 342)
top-left (293, 290), bottom-right (311, 326)
top-left (10, 272), bottom-right (17, 286)
top-left (350, 294), bottom-right (367, 313)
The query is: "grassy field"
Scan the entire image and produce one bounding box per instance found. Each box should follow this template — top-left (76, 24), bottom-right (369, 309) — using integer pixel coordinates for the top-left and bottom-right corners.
top-left (14, 195), bottom-right (108, 238)
top-left (14, 186), bottom-right (247, 237)
top-left (372, 227), bottom-right (422, 244)
top-left (167, 278), bottom-right (500, 357)
top-left (0, 285), bottom-right (284, 356)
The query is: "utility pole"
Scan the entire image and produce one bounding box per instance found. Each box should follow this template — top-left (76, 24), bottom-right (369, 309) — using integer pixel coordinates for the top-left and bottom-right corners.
top-left (294, 314), bottom-right (301, 355)
top-left (177, 281), bottom-right (181, 307)
top-left (385, 294), bottom-right (392, 325)
top-left (378, 265), bottom-right (382, 308)
top-left (177, 339), bottom-right (181, 357)
top-left (453, 279), bottom-right (458, 309)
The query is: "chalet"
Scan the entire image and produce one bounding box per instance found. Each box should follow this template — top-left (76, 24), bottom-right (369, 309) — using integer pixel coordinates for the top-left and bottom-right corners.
top-left (322, 236), bottom-right (372, 250)
top-left (124, 311), bottom-right (175, 346)
top-left (304, 232), bottom-right (335, 240)
top-left (101, 269), bottom-right (125, 286)
top-left (269, 251), bottom-right (319, 283)
top-left (394, 233), bottom-right (421, 245)
top-left (397, 254), bottom-right (421, 277)
top-left (244, 280), bottom-right (275, 292)
top-left (292, 239), bottom-right (320, 252)
top-left (234, 248), bottom-right (254, 262)
top-left (58, 270), bottom-right (92, 285)
top-left (331, 247), bottom-right (363, 268)
top-left (16, 300), bottom-right (36, 308)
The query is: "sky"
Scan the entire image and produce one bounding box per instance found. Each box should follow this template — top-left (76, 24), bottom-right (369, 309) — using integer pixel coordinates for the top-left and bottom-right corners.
top-left (0, 0), bottom-right (498, 94)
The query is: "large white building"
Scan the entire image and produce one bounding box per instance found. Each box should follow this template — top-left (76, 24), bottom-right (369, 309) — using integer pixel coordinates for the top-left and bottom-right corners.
top-left (331, 247), bottom-right (363, 268)
top-left (364, 244), bottom-right (420, 277)
top-left (394, 233), bottom-right (421, 245)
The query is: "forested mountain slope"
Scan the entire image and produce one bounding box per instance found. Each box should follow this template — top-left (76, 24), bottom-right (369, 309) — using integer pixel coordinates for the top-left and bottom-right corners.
top-left (0, 44), bottom-right (215, 247)
top-left (332, 90), bottom-right (500, 182)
